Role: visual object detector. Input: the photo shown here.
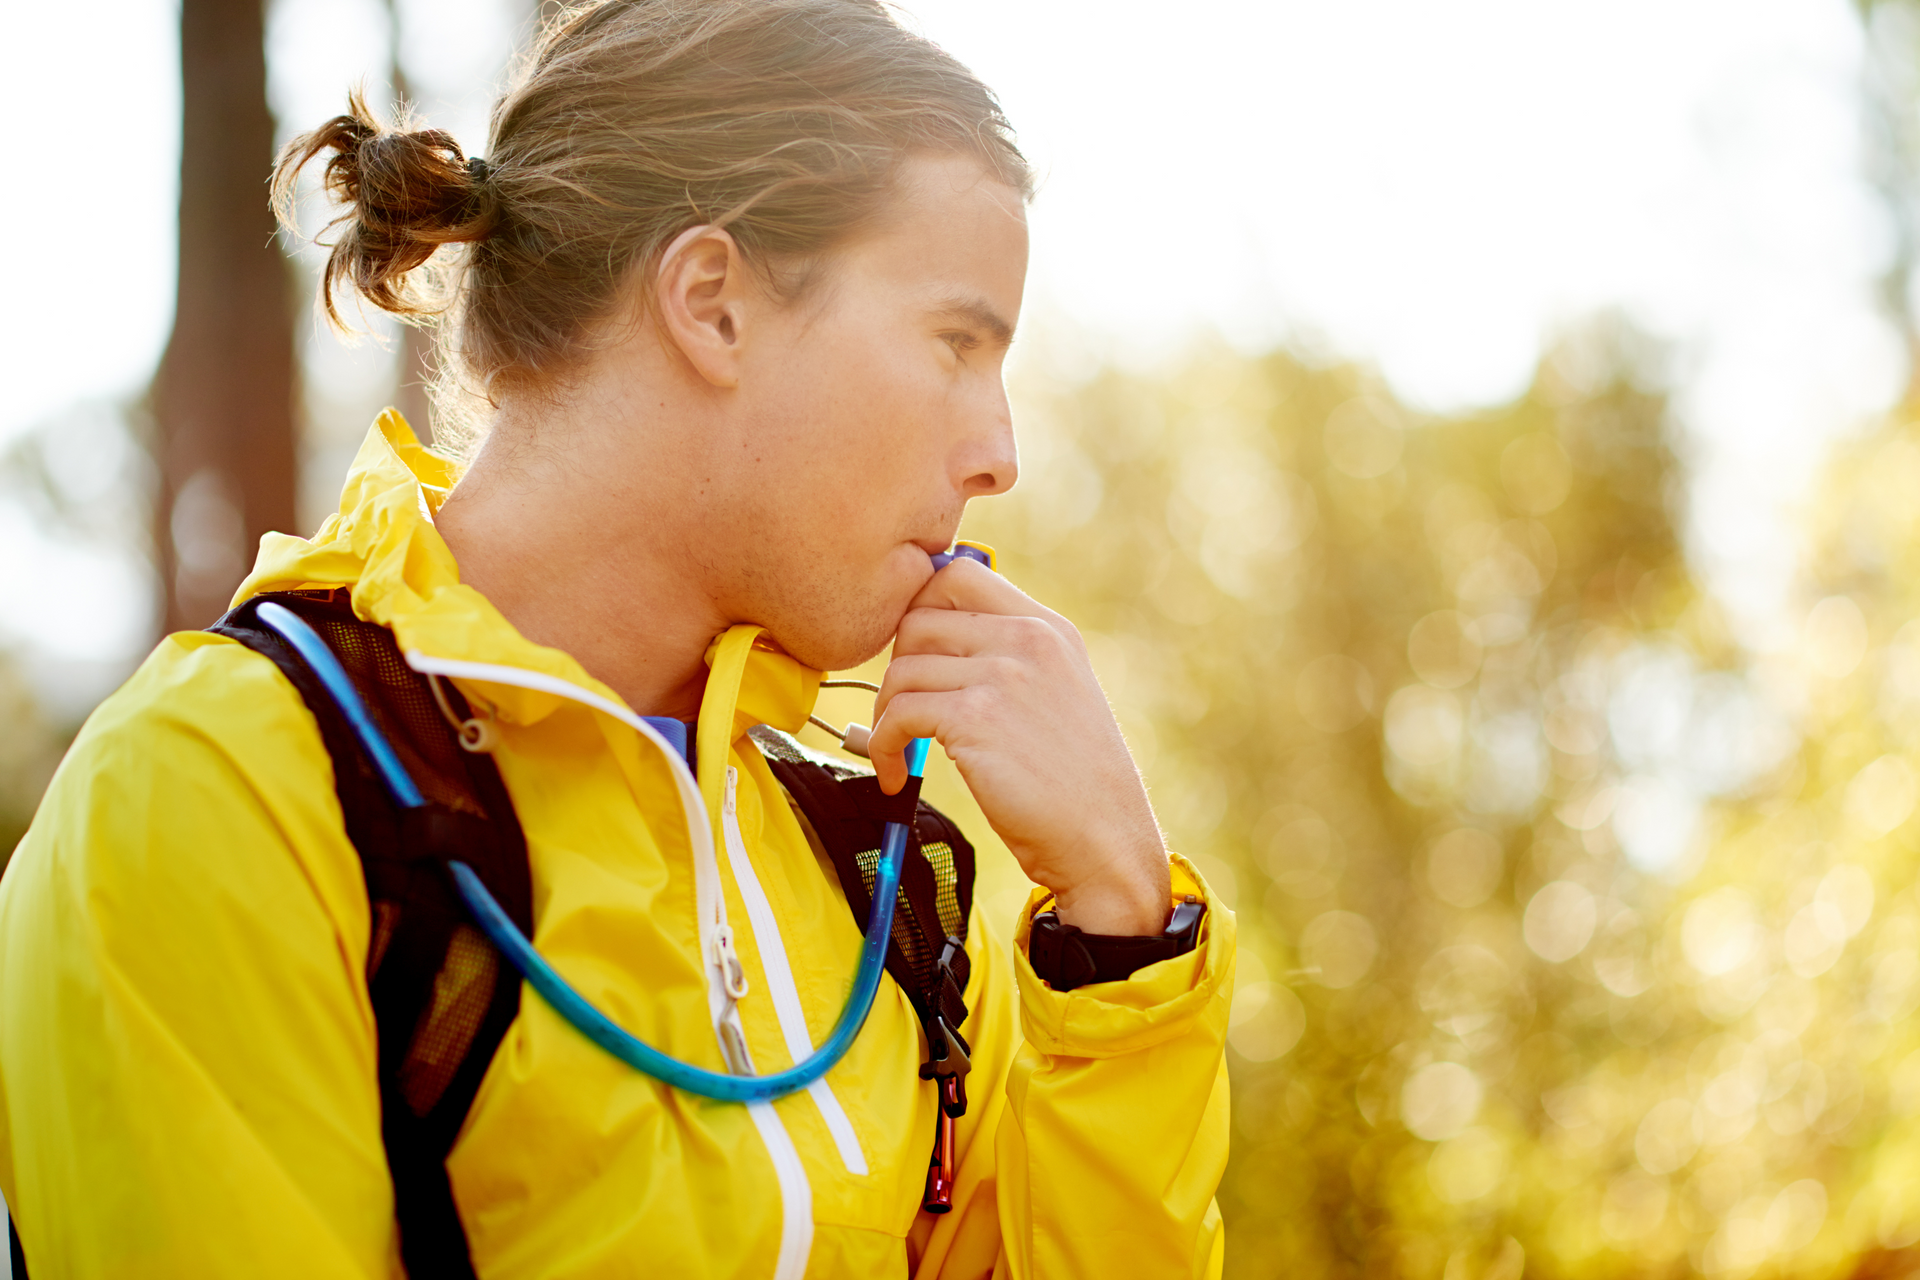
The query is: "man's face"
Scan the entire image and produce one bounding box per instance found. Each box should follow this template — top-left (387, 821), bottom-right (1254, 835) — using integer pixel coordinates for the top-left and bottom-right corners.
top-left (707, 154), bottom-right (1029, 670)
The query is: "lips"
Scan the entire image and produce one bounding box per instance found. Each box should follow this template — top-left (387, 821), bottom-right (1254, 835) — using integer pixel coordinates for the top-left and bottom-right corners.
top-left (912, 536), bottom-right (958, 562)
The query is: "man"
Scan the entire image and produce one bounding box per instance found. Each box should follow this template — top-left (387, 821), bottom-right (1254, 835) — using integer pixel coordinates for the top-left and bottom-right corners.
top-left (0, 3), bottom-right (1233, 1275)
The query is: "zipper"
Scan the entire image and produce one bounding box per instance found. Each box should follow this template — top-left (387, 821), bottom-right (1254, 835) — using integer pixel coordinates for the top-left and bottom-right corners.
top-left (724, 767), bottom-right (870, 1176)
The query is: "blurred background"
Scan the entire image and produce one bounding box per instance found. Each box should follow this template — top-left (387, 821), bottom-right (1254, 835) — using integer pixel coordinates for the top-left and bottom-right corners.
top-left (8, 0), bottom-right (1920, 1273)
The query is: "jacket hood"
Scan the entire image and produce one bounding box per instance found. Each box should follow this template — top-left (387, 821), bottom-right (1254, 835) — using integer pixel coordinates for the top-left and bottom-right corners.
top-left (234, 410), bottom-right (822, 741)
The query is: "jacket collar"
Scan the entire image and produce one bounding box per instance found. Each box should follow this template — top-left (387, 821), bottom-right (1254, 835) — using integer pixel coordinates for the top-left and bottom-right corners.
top-left (234, 410), bottom-right (822, 740)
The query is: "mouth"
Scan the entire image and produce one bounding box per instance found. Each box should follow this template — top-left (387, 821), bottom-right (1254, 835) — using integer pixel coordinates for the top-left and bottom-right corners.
top-left (910, 533), bottom-right (959, 561)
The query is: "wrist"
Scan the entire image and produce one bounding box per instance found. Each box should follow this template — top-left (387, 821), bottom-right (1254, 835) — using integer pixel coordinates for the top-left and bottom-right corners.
top-left (1051, 862), bottom-right (1172, 935)
top-left (1029, 893), bottom-right (1207, 991)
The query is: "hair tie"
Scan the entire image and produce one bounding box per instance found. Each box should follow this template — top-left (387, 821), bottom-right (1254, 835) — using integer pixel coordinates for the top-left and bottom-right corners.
top-left (467, 155), bottom-right (492, 183)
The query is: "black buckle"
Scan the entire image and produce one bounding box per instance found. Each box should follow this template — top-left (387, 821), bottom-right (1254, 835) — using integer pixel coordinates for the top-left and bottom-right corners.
top-left (919, 935), bottom-right (973, 1115)
top-left (920, 1013), bottom-right (971, 1115)
top-left (1165, 895), bottom-right (1206, 944)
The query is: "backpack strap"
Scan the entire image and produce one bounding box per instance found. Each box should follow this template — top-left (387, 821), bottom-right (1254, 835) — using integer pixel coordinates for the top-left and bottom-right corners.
top-left (211, 590), bottom-right (531, 1280)
top-left (748, 726), bottom-right (977, 1103)
top-left (208, 594), bottom-right (981, 1260)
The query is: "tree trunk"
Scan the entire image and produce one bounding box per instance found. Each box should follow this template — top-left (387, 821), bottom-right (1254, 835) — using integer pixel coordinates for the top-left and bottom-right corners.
top-left (384, 2), bottom-right (438, 446)
top-left (153, 0), bottom-right (297, 634)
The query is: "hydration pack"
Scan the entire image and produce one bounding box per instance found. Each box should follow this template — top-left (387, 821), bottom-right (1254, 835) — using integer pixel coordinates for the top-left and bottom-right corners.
top-left (208, 589), bottom-right (976, 1280)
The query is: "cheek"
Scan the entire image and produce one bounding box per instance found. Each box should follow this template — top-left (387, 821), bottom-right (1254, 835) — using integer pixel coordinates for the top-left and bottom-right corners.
top-left (752, 315), bottom-right (953, 561)
top-left (811, 341), bottom-right (948, 480)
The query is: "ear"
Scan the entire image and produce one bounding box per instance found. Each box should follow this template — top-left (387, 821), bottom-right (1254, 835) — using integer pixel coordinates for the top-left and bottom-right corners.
top-left (654, 224), bottom-right (753, 389)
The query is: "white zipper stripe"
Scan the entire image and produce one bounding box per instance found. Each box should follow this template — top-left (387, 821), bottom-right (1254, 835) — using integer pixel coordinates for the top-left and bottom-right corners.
top-left (748, 1101), bottom-right (815, 1280)
top-left (403, 648), bottom-right (816, 1276)
top-left (725, 769), bottom-right (869, 1176)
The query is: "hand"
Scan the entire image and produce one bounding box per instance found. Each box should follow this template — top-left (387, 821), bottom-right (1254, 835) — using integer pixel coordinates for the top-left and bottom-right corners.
top-left (868, 558), bottom-right (1171, 935)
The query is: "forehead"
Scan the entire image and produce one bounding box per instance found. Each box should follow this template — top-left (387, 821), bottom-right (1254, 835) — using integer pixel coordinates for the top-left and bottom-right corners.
top-left (839, 153), bottom-right (1030, 306)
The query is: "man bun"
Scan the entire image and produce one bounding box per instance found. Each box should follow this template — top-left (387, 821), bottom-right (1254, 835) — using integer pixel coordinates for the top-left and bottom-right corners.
top-left (271, 88), bottom-right (495, 327)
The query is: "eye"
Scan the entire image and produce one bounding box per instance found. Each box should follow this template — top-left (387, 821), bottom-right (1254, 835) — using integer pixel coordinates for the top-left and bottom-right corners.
top-left (939, 330), bottom-right (981, 356)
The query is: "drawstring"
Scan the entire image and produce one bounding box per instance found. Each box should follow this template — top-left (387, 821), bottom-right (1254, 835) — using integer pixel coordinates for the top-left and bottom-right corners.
top-left (808, 678), bottom-right (880, 758)
top-left (426, 671), bottom-right (499, 753)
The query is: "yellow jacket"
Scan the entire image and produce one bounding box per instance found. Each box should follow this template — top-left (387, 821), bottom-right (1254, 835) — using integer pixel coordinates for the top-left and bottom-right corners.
top-left (0, 414), bottom-right (1233, 1279)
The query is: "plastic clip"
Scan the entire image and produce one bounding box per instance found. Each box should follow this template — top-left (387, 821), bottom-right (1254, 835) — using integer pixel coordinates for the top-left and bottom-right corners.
top-left (919, 1014), bottom-right (971, 1113)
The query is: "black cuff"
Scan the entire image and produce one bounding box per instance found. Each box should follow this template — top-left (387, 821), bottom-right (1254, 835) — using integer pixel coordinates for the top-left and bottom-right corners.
top-left (1027, 895), bottom-right (1205, 992)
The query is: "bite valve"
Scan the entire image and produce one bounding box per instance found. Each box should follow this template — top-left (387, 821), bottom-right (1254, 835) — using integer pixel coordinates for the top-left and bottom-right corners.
top-left (929, 541), bottom-right (997, 573)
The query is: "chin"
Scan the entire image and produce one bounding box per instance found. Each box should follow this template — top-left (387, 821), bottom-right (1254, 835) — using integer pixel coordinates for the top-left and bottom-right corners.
top-left (755, 554), bottom-right (924, 673)
top-left (774, 613), bottom-right (898, 673)
top-left (764, 584), bottom-right (910, 673)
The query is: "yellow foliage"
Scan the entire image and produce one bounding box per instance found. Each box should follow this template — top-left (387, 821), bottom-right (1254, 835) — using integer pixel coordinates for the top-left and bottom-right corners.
top-left (951, 324), bottom-right (1920, 1278)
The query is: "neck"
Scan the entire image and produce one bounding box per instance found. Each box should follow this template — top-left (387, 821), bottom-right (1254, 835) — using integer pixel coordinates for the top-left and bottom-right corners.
top-left (432, 401), bottom-right (725, 722)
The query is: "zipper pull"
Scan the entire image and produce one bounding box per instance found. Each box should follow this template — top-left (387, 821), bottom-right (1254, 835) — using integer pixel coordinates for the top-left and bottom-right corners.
top-left (711, 764), bottom-right (755, 1075)
top-left (712, 923), bottom-right (751, 1001)
top-left (713, 770), bottom-right (750, 997)
top-left (719, 1014), bottom-right (757, 1077)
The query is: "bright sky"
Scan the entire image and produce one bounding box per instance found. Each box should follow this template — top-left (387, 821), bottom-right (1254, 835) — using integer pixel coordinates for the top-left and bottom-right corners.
top-left (0, 0), bottom-right (1901, 689)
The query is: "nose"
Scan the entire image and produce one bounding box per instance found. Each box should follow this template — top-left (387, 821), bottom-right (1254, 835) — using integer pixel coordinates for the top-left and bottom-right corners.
top-left (958, 383), bottom-right (1018, 499)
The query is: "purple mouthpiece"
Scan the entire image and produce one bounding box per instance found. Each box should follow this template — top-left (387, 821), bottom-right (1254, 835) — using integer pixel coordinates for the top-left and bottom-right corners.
top-left (929, 544), bottom-right (992, 571)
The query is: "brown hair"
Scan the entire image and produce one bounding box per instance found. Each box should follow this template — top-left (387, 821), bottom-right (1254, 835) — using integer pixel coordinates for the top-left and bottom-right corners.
top-left (272, 0), bottom-right (1031, 438)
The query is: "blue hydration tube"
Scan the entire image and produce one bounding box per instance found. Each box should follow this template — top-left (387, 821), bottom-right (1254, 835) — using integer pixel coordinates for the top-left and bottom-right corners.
top-left (257, 600), bottom-right (923, 1104)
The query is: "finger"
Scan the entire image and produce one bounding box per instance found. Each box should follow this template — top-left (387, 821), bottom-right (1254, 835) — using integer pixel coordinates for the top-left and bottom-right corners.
top-left (893, 605), bottom-right (1037, 659)
top-left (866, 690), bottom-right (954, 794)
top-left (910, 555), bottom-right (1047, 618)
top-left (872, 653), bottom-right (976, 722)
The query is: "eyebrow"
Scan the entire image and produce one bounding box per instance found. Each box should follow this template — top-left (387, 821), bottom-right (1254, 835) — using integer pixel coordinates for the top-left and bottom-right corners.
top-left (928, 294), bottom-right (1016, 347)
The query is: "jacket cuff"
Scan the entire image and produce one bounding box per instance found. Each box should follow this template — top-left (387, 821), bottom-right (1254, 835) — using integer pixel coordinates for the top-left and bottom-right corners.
top-left (1012, 854), bottom-right (1235, 1060)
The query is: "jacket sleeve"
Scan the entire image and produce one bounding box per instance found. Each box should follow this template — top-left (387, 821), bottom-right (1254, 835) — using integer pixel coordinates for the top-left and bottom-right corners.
top-left (909, 856), bottom-right (1234, 1280)
top-left (0, 634), bottom-right (398, 1278)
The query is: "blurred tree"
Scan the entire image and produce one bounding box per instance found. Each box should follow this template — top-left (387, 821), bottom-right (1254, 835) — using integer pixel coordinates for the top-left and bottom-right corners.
top-left (917, 8), bottom-right (1920, 1277)
top-left (0, 397), bottom-right (147, 870)
top-left (947, 274), bottom-right (1920, 1280)
top-left (956, 326), bottom-right (1808, 1277)
top-left (152, 0), bottom-right (297, 632)
top-left (382, 0), bottom-right (439, 444)
top-left (952, 328), bottom-right (1704, 1274)
top-left (0, 652), bottom-right (68, 869)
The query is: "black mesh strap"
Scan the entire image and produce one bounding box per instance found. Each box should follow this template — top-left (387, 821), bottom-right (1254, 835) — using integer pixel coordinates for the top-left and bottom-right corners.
top-left (211, 590), bottom-right (531, 1280)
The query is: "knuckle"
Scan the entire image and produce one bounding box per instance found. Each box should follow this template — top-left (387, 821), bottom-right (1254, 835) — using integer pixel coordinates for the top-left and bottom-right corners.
top-left (988, 654), bottom-right (1026, 687)
top-left (960, 683), bottom-right (998, 719)
top-left (1052, 613), bottom-right (1085, 650)
top-left (1008, 616), bottom-right (1052, 657)
top-left (1024, 617), bottom-right (1076, 666)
